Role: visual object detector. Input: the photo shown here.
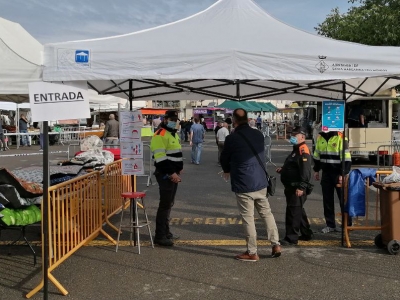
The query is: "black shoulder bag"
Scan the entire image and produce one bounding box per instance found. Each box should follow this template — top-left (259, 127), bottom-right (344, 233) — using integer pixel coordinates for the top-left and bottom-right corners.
top-left (236, 132), bottom-right (276, 196)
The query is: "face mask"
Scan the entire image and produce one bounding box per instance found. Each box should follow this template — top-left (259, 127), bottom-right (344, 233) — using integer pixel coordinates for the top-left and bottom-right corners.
top-left (289, 136), bottom-right (298, 145)
top-left (167, 121), bottom-right (177, 129)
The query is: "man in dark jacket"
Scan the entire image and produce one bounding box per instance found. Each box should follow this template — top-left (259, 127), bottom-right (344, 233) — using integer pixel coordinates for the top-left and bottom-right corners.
top-left (220, 108), bottom-right (281, 262)
top-left (276, 126), bottom-right (313, 245)
top-left (103, 114), bottom-right (119, 148)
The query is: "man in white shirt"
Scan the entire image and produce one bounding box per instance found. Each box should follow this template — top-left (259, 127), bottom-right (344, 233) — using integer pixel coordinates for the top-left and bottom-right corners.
top-left (216, 121), bottom-right (229, 166)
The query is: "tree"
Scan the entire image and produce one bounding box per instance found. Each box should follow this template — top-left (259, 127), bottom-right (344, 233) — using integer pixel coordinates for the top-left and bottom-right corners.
top-left (315, 0), bottom-right (400, 46)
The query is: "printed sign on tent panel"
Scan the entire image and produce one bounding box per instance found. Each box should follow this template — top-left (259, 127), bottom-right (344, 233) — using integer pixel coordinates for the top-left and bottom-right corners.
top-left (322, 100), bottom-right (345, 132)
top-left (120, 141), bottom-right (144, 159)
top-left (120, 110), bottom-right (143, 142)
top-left (122, 159), bottom-right (144, 175)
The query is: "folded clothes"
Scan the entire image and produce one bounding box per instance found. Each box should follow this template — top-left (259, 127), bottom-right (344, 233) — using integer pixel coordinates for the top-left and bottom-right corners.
top-left (11, 165), bottom-right (83, 184)
top-left (0, 168), bottom-right (43, 198)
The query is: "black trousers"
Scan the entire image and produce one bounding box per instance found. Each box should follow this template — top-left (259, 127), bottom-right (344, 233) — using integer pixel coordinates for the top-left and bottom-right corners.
top-left (284, 187), bottom-right (312, 243)
top-left (155, 173), bottom-right (178, 239)
top-left (321, 171), bottom-right (343, 228)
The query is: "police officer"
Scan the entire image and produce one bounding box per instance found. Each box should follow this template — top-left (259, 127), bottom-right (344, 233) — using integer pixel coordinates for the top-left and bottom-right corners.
top-left (276, 126), bottom-right (313, 245)
top-left (313, 130), bottom-right (351, 233)
top-left (150, 110), bottom-right (183, 246)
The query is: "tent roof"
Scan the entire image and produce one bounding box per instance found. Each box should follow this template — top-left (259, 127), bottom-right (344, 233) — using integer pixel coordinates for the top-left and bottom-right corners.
top-left (0, 17), bottom-right (43, 102)
top-left (216, 100), bottom-right (247, 110)
top-left (216, 100), bottom-right (260, 111)
top-left (43, 0), bottom-right (400, 102)
top-left (247, 101), bottom-right (277, 112)
top-left (0, 17), bottom-right (131, 106)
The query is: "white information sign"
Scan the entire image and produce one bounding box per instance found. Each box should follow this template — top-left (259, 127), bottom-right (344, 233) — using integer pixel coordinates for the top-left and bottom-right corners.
top-left (122, 159), bottom-right (144, 175)
top-left (120, 141), bottom-right (144, 159)
top-left (28, 81), bottom-right (90, 122)
top-left (120, 126), bottom-right (142, 142)
top-left (120, 110), bottom-right (143, 126)
top-left (120, 110), bottom-right (144, 142)
top-left (119, 109), bottom-right (145, 176)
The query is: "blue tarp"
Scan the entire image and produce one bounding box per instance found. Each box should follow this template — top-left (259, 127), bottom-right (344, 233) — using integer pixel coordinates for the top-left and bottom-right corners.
top-left (346, 168), bottom-right (376, 217)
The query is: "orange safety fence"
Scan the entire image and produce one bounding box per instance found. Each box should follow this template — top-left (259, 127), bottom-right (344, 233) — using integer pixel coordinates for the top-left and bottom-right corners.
top-left (26, 171), bottom-right (102, 298)
top-left (343, 170), bottom-right (391, 248)
top-left (26, 160), bottom-right (139, 297)
top-left (101, 159), bottom-right (135, 243)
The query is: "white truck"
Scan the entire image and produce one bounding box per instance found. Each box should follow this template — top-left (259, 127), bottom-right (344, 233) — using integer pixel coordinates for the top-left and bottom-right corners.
top-left (347, 99), bottom-right (393, 162)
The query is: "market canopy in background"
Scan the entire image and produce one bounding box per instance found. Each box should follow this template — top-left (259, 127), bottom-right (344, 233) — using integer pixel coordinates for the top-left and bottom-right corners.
top-left (247, 101), bottom-right (278, 112)
top-left (43, 0), bottom-right (400, 104)
top-left (0, 17), bottom-right (42, 103)
top-left (0, 102), bottom-right (30, 111)
top-left (217, 100), bottom-right (250, 110)
top-left (216, 100), bottom-right (275, 112)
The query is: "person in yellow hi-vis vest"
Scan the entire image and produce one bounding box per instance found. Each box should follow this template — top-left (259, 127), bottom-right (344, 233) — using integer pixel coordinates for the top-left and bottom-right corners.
top-left (313, 131), bottom-right (351, 233)
top-left (150, 110), bottom-right (183, 246)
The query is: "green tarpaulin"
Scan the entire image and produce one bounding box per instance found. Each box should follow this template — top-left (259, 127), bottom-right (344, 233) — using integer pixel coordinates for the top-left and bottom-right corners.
top-left (217, 100), bottom-right (277, 112)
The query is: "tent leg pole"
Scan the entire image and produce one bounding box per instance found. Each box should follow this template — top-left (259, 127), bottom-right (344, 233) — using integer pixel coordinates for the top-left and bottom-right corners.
top-left (341, 81), bottom-right (347, 247)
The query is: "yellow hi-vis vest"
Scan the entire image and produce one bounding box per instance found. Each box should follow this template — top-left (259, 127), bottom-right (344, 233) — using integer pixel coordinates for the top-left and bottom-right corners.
top-left (313, 132), bottom-right (351, 168)
top-left (150, 128), bottom-right (183, 174)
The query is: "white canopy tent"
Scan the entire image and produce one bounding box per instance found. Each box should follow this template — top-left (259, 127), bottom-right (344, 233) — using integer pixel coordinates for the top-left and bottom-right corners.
top-left (0, 17), bottom-right (43, 103)
top-left (43, 0), bottom-right (400, 103)
top-left (0, 17), bottom-right (129, 106)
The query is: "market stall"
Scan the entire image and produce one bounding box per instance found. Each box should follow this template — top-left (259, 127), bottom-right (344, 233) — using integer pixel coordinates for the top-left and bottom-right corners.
top-left (192, 107), bottom-right (225, 130)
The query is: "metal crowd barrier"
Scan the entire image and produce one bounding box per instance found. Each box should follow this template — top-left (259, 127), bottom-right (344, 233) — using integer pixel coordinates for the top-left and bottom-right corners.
top-left (27, 171), bottom-right (103, 298)
top-left (101, 160), bottom-right (133, 242)
top-left (343, 170), bottom-right (391, 248)
top-left (26, 158), bottom-right (151, 297)
top-left (262, 126), bottom-right (275, 167)
top-left (276, 123), bottom-right (287, 140)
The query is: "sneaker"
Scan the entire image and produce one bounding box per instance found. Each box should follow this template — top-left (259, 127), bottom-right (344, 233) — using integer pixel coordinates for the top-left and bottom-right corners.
top-left (235, 251), bottom-right (259, 262)
top-left (154, 237), bottom-right (174, 247)
top-left (39, 149), bottom-right (43, 152)
top-left (271, 244), bottom-right (282, 258)
top-left (321, 226), bottom-right (338, 234)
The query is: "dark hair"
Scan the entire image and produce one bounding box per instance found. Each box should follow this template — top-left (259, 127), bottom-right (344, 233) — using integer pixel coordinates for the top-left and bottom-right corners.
top-left (194, 117), bottom-right (199, 123)
top-left (233, 108), bottom-right (248, 125)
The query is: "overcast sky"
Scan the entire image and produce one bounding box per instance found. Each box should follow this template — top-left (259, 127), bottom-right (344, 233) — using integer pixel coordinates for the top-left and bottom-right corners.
top-left (0, 0), bottom-right (356, 44)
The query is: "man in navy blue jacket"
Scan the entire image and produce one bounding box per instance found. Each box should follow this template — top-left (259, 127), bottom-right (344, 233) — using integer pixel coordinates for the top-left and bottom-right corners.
top-left (220, 108), bottom-right (281, 262)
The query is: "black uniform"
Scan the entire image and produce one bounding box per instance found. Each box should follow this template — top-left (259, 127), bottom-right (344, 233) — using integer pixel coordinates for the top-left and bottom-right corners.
top-left (280, 142), bottom-right (312, 244)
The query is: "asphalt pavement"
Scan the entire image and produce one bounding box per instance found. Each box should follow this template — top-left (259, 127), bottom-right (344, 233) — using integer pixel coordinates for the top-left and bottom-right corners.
top-left (1, 134), bottom-right (400, 300)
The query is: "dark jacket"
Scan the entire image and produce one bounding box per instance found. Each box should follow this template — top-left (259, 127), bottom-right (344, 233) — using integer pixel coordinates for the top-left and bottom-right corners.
top-left (103, 119), bottom-right (119, 138)
top-left (280, 142), bottom-right (311, 190)
top-left (220, 124), bottom-right (267, 193)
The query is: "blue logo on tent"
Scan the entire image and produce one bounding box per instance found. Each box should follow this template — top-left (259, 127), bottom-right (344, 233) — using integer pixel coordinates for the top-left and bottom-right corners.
top-left (75, 50), bottom-right (89, 63)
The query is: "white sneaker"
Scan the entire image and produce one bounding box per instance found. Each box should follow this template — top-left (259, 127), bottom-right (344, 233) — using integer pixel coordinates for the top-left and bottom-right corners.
top-left (321, 226), bottom-right (338, 233)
